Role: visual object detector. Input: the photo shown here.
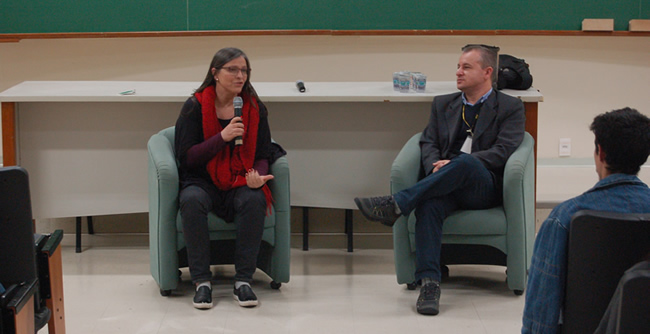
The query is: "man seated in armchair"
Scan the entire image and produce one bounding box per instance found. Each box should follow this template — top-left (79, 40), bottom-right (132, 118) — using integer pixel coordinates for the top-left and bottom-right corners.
top-left (355, 44), bottom-right (525, 315)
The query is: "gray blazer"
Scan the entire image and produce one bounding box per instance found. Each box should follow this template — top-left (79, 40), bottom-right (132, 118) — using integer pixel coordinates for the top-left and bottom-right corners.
top-left (419, 90), bottom-right (525, 187)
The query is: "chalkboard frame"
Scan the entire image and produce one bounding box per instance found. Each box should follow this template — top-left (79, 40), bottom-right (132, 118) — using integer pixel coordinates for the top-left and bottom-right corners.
top-left (1, 29), bottom-right (649, 43)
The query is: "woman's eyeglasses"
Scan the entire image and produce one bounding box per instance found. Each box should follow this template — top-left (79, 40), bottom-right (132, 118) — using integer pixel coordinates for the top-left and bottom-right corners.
top-left (221, 66), bottom-right (251, 76)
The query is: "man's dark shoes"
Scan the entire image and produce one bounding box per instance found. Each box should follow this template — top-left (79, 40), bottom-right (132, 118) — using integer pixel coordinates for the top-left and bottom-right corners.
top-left (354, 195), bottom-right (400, 227)
top-left (233, 284), bottom-right (259, 307)
top-left (193, 286), bottom-right (213, 309)
top-left (416, 281), bottom-right (441, 315)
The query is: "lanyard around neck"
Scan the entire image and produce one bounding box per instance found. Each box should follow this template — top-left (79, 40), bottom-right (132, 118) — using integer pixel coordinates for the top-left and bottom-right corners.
top-left (462, 104), bottom-right (479, 137)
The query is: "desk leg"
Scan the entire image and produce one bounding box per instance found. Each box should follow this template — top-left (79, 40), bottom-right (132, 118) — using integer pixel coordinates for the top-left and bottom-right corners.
top-left (75, 217), bottom-right (82, 253)
top-left (345, 209), bottom-right (353, 253)
top-left (2, 102), bottom-right (17, 167)
top-left (75, 216), bottom-right (94, 253)
top-left (46, 245), bottom-right (66, 334)
top-left (302, 207), bottom-right (309, 251)
top-left (13, 296), bottom-right (35, 334)
top-left (87, 216), bottom-right (94, 235)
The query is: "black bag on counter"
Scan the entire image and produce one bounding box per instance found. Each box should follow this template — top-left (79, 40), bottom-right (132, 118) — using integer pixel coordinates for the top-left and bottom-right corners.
top-left (497, 54), bottom-right (533, 90)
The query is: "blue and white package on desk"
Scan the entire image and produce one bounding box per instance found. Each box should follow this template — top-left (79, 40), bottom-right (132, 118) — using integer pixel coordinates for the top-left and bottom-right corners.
top-left (412, 72), bottom-right (427, 92)
top-left (392, 71), bottom-right (427, 93)
top-left (392, 71), bottom-right (403, 91)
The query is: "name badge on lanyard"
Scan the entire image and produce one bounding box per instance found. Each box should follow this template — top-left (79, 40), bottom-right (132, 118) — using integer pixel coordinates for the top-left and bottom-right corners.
top-left (461, 134), bottom-right (472, 154)
top-left (461, 104), bottom-right (476, 154)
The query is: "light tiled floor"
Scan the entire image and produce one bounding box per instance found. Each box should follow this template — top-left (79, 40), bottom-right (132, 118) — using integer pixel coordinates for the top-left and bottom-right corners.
top-left (52, 244), bottom-right (525, 334)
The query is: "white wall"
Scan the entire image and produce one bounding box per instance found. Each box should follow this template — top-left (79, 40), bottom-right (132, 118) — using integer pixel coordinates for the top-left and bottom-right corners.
top-left (1, 34), bottom-right (649, 201)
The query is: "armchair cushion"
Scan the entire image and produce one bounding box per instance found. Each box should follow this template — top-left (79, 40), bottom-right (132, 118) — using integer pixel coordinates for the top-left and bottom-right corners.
top-left (441, 208), bottom-right (507, 235)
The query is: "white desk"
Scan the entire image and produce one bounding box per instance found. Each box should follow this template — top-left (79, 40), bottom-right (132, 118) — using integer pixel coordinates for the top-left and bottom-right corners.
top-left (1, 81), bottom-right (542, 218)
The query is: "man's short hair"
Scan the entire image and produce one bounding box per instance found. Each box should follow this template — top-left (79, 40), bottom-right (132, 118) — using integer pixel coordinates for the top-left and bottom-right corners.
top-left (590, 107), bottom-right (650, 175)
top-left (462, 44), bottom-right (500, 84)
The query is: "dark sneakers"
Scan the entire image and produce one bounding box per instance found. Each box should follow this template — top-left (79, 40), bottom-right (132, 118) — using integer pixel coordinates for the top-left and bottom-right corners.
top-left (193, 284), bottom-right (258, 309)
top-left (193, 286), bottom-right (213, 309)
top-left (354, 195), bottom-right (401, 227)
top-left (416, 281), bottom-right (441, 315)
top-left (233, 284), bottom-right (259, 307)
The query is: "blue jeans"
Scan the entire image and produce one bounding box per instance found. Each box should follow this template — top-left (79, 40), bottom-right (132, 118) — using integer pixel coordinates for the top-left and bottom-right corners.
top-left (393, 154), bottom-right (501, 282)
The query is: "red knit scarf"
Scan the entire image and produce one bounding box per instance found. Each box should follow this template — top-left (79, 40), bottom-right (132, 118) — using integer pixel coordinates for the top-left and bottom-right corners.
top-left (195, 86), bottom-right (273, 215)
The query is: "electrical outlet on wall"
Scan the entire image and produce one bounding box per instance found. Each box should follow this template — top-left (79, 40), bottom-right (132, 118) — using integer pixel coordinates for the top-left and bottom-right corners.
top-left (559, 138), bottom-right (571, 157)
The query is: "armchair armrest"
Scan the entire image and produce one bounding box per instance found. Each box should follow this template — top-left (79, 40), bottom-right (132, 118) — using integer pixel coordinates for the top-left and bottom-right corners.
top-left (502, 132), bottom-right (535, 290)
top-left (267, 155), bottom-right (291, 283)
top-left (148, 132), bottom-right (181, 290)
top-left (390, 133), bottom-right (423, 194)
top-left (268, 156), bottom-right (290, 215)
top-left (390, 133), bottom-right (422, 284)
top-left (502, 132), bottom-right (535, 240)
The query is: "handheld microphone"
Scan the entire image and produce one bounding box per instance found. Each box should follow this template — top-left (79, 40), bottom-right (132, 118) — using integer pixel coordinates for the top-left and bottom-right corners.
top-left (233, 96), bottom-right (243, 146)
top-left (296, 80), bottom-right (306, 93)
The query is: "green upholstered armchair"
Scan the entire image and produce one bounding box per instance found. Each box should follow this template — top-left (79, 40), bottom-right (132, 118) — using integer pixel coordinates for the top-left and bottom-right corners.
top-left (390, 132), bottom-right (535, 295)
top-left (147, 126), bottom-right (290, 296)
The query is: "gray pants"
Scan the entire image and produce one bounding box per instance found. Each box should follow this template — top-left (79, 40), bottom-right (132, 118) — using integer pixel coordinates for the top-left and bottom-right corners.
top-left (179, 184), bottom-right (266, 284)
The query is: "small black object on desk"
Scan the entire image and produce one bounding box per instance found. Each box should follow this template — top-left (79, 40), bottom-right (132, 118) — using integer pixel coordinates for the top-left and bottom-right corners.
top-left (296, 80), bottom-right (306, 93)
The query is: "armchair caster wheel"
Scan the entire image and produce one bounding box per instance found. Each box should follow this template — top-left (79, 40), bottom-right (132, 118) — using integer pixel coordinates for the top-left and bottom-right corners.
top-left (270, 281), bottom-right (282, 289)
top-left (514, 290), bottom-right (524, 296)
top-left (160, 289), bottom-right (172, 296)
top-left (406, 282), bottom-right (418, 290)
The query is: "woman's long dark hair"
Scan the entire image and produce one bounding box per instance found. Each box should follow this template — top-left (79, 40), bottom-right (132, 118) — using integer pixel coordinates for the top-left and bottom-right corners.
top-left (195, 47), bottom-right (258, 102)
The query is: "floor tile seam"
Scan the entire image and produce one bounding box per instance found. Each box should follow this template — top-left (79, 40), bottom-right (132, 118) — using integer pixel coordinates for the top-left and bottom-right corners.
top-left (472, 300), bottom-right (492, 334)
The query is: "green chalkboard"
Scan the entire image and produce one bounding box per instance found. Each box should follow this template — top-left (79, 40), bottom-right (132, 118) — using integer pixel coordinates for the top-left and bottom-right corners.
top-left (1, 0), bottom-right (649, 34)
